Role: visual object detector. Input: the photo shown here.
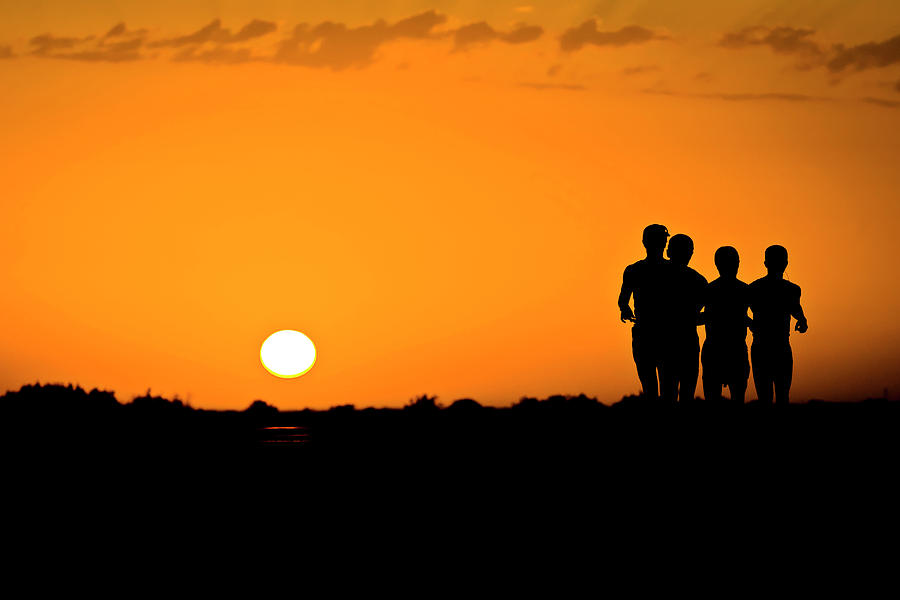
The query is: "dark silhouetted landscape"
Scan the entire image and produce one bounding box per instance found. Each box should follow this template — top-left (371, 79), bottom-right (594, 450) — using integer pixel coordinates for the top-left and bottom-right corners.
top-left (5, 383), bottom-right (898, 465)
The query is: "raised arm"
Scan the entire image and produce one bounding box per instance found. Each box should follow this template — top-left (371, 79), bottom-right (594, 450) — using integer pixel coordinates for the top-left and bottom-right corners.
top-left (618, 268), bottom-right (635, 323)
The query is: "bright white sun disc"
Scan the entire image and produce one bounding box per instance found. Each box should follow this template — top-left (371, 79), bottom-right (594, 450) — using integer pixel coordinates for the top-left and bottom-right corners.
top-left (260, 330), bottom-right (316, 378)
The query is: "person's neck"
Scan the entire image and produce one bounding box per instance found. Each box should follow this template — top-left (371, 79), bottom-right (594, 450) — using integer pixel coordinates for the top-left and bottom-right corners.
top-left (766, 271), bottom-right (785, 280)
top-left (645, 250), bottom-right (665, 261)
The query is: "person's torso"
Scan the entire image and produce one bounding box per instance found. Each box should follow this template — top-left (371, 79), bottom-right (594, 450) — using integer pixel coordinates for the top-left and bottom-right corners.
top-left (749, 276), bottom-right (800, 344)
top-left (628, 258), bottom-right (674, 331)
top-left (704, 277), bottom-right (750, 346)
top-left (669, 265), bottom-right (707, 341)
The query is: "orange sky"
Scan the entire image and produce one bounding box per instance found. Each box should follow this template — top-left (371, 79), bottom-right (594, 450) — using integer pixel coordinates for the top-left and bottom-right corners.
top-left (2, 1), bottom-right (899, 408)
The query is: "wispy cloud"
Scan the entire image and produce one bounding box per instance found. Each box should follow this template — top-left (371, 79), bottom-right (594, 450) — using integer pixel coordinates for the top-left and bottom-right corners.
top-left (560, 21), bottom-right (666, 52)
top-left (103, 22), bottom-right (147, 39)
top-left (55, 38), bottom-right (144, 62)
top-left (273, 11), bottom-right (447, 70)
top-left (519, 82), bottom-right (586, 91)
top-left (862, 96), bottom-right (900, 108)
top-left (621, 65), bottom-right (661, 76)
top-left (827, 34), bottom-right (900, 73)
top-left (453, 22), bottom-right (543, 51)
top-left (719, 26), bottom-right (823, 58)
top-left (0, 45), bottom-right (13, 59)
top-left (150, 18), bottom-right (277, 48)
top-left (29, 33), bottom-right (92, 55)
top-left (644, 88), bottom-right (829, 103)
top-left (173, 45), bottom-right (257, 64)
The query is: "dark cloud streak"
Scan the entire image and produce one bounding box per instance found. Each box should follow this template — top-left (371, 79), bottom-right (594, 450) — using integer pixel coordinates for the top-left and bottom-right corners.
top-left (862, 96), bottom-right (900, 108)
top-left (56, 38), bottom-right (144, 62)
top-left (644, 88), bottom-right (827, 103)
top-left (453, 22), bottom-right (543, 51)
top-left (274, 11), bottom-right (447, 70)
top-left (827, 34), bottom-right (900, 73)
top-left (560, 21), bottom-right (664, 52)
top-left (519, 82), bottom-right (586, 91)
top-left (29, 33), bottom-right (92, 55)
top-left (719, 26), bottom-right (823, 57)
top-left (150, 18), bottom-right (277, 48)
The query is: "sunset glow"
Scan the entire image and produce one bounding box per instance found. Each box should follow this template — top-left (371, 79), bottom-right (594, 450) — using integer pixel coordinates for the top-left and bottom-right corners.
top-left (2, 1), bottom-right (899, 409)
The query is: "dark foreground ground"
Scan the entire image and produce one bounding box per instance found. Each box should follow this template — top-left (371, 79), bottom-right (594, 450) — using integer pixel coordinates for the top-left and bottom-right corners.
top-left (4, 383), bottom-right (899, 564)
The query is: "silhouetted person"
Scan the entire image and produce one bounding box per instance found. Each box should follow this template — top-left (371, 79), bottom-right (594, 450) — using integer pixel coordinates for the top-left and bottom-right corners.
top-left (701, 246), bottom-right (751, 403)
top-left (749, 245), bottom-right (808, 405)
top-left (664, 234), bottom-right (707, 403)
top-left (618, 224), bottom-right (673, 402)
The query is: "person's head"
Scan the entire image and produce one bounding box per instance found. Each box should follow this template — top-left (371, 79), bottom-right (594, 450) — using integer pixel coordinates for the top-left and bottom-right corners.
top-left (642, 224), bottom-right (669, 255)
top-left (764, 245), bottom-right (788, 275)
top-left (714, 246), bottom-right (740, 278)
top-left (666, 234), bottom-right (694, 266)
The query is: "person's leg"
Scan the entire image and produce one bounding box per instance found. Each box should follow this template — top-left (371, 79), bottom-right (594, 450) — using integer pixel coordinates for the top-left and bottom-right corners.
top-left (751, 343), bottom-right (774, 404)
top-left (701, 342), bottom-right (721, 402)
top-left (774, 344), bottom-right (793, 405)
top-left (680, 348), bottom-right (699, 403)
top-left (657, 337), bottom-right (678, 405)
top-left (633, 328), bottom-right (659, 400)
top-left (727, 345), bottom-right (749, 404)
top-left (703, 377), bottom-right (722, 402)
top-left (728, 379), bottom-right (747, 404)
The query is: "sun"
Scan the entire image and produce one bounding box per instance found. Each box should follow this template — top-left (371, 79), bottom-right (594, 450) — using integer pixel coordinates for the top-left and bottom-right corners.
top-left (260, 330), bottom-right (317, 378)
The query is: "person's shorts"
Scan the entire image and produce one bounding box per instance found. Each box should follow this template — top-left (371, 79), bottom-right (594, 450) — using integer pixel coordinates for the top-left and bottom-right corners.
top-left (701, 341), bottom-right (749, 384)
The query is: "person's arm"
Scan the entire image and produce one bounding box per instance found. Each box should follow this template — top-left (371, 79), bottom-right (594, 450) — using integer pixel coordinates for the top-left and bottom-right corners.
top-left (745, 284), bottom-right (756, 333)
top-left (695, 276), bottom-right (708, 325)
top-left (792, 287), bottom-right (808, 333)
top-left (618, 268), bottom-right (635, 323)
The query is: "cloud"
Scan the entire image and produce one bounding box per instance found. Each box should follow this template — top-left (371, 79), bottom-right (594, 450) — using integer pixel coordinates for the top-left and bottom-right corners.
top-left (827, 34), bottom-right (900, 73)
top-left (710, 92), bottom-right (823, 102)
top-left (150, 18), bottom-right (277, 48)
top-left (719, 26), bottom-right (823, 58)
top-left (519, 82), bottom-right (586, 91)
top-left (621, 65), bottom-right (660, 76)
top-left (103, 22), bottom-right (147, 39)
top-left (173, 45), bottom-right (256, 64)
top-left (560, 21), bottom-right (665, 52)
top-left (27, 22), bottom-right (149, 61)
top-left (896, 80), bottom-right (900, 93)
top-left (452, 22), bottom-right (543, 51)
top-left (54, 38), bottom-right (144, 62)
top-left (29, 33), bottom-right (92, 55)
top-left (644, 88), bottom-right (827, 103)
top-left (0, 45), bottom-right (13, 59)
top-left (273, 11), bottom-right (447, 70)
top-left (862, 96), bottom-right (900, 109)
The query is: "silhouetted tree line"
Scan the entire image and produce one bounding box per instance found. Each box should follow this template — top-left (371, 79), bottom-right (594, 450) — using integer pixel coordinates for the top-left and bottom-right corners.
top-left (3, 383), bottom-right (899, 463)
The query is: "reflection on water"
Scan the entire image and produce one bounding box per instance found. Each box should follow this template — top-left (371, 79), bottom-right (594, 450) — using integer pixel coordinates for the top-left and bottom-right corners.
top-left (258, 426), bottom-right (308, 446)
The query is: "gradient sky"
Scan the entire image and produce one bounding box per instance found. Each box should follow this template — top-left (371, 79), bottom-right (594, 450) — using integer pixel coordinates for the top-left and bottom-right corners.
top-left (2, 1), bottom-right (899, 408)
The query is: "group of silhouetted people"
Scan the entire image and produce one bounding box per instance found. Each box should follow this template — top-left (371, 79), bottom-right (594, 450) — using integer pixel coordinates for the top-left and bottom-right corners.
top-left (618, 224), bottom-right (808, 405)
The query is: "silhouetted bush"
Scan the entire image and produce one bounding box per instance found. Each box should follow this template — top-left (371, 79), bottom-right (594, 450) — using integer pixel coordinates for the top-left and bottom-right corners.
top-left (246, 399), bottom-right (279, 418)
top-left (404, 394), bottom-right (441, 412)
top-left (447, 398), bottom-right (482, 414)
